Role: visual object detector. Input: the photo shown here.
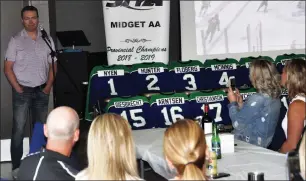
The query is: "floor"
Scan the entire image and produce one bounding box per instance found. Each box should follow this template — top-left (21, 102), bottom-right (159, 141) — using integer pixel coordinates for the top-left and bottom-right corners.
top-left (1, 162), bottom-right (13, 180)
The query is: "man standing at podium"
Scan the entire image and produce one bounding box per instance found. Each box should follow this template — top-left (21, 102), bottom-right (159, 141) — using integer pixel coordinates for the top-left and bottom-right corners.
top-left (3, 6), bottom-right (56, 179)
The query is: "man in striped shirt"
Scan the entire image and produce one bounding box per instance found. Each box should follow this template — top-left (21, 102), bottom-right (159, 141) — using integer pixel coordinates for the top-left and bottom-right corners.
top-left (17, 106), bottom-right (80, 180)
top-left (3, 6), bottom-right (57, 178)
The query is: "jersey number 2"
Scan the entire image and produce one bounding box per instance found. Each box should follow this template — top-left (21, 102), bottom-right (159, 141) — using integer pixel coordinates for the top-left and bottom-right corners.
top-left (146, 75), bottom-right (160, 91)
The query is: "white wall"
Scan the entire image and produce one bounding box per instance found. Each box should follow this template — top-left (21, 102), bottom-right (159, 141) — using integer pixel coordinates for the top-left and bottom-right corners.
top-left (55, 1), bottom-right (106, 52)
top-left (0, 0), bottom-right (28, 162)
top-left (0, 1), bottom-right (24, 140)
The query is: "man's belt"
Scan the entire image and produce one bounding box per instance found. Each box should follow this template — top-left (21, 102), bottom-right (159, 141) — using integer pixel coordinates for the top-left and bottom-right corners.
top-left (22, 83), bottom-right (46, 90)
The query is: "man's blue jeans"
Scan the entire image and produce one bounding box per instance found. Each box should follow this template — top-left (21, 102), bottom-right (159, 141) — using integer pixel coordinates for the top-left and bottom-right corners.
top-left (11, 86), bottom-right (49, 170)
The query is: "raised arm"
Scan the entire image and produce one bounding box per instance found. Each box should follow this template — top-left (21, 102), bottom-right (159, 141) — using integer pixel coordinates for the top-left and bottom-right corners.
top-left (228, 94), bottom-right (264, 131)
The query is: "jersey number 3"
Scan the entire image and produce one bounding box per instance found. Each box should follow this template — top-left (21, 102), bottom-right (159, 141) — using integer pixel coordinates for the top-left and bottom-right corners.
top-left (183, 74), bottom-right (197, 90)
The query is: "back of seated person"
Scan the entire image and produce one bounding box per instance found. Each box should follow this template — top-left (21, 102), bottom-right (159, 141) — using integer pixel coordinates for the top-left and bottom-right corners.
top-left (17, 106), bottom-right (80, 180)
top-left (227, 59), bottom-right (282, 148)
top-left (163, 119), bottom-right (207, 180)
top-left (75, 113), bottom-right (142, 180)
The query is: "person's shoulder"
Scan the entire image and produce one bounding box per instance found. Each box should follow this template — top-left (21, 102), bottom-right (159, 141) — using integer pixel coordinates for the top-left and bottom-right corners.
top-left (22, 151), bottom-right (41, 161)
top-left (289, 99), bottom-right (306, 112)
top-left (11, 30), bottom-right (24, 39)
top-left (246, 93), bottom-right (266, 103)
top-left (17, 151), bottom-right (42, 179)
top-left (53, 160), bottom-right (79, 178)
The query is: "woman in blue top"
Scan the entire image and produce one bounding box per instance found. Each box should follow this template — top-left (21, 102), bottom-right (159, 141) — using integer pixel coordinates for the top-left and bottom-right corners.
top-left (227, 59), bottom-right (282, 148)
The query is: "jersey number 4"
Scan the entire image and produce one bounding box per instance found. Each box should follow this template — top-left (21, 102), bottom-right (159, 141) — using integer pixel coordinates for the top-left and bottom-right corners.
top-left (219, 72), bottom-right (229, 86)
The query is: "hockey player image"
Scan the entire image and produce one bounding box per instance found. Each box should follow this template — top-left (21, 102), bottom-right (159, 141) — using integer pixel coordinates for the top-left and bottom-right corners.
top-left (198, 1), bottom-right (211, 16)
top-left (257, 0), bottom-right (268, 13)
top-left (204, 14), bottom-right (220, 43)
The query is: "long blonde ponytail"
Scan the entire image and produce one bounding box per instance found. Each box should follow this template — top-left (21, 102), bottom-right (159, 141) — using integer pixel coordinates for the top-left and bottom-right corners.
top-left (182, 163), bottom-right (206, 180)
top-left (164, 119), bottom-right (207, 180)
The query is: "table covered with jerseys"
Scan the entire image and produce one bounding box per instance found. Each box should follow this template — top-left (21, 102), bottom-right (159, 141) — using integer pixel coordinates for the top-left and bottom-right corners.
top-left (132, 128), bottom-right (288, 180)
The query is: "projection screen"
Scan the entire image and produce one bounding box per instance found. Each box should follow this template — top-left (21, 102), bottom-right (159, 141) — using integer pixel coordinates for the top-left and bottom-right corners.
top-left (180, 1), bottom-right (305, 62)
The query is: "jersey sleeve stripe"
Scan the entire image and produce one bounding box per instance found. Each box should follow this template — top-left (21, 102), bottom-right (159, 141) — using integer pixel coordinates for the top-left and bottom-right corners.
top-left (33, 156), bottom-right (45, 181)
top-left (57, 161), bottom-right (76, 178)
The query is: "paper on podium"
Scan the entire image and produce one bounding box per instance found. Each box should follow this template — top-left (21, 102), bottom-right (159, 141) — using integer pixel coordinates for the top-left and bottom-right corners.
top-left (205, 133), bottom-right (235, 153)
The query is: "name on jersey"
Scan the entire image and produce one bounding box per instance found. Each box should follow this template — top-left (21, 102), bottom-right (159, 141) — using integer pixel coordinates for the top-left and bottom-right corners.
top-left (156, 97), bottom-right (185, 106)
top-left (241, 92), bottom-right (256, 100)
top-left (211, 64), bottom-right (237, 71)
top-left (138, 67), bottom-right (164, 74)
top-left (245, 62), bottom-right (251, 68)
top-left (281, 88), bottom-right (288, 96)
top-left (196, 95), bottom-right (224, 103)
top-left (174, 66), bottom-right (200, 73)
top-left (281, 59), bottom-right (292, 65)
top-left (97, 69), bottom-right (125, 77)
top-left (281, 57), bottom-right (306, 65)
top-left (114, 99), bottom-right (143, 108)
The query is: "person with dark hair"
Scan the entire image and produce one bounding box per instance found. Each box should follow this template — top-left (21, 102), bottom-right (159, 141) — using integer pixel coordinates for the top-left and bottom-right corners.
top-left (20, 5), bottom-right (39, 18)
top-left (3, 5), bottom-right (57, 179)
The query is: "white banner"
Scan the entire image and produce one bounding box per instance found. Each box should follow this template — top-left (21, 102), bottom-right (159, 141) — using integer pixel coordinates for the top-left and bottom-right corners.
top-left (102, 0), bottom-right (170, 65)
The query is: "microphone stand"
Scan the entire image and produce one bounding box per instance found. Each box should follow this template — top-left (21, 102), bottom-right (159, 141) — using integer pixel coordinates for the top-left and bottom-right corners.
top-left (41, 34), bottom-right (57, 107)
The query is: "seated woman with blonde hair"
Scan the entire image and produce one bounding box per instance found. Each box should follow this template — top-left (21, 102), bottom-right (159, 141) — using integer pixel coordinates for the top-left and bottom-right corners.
top-left (75, 113), bottom-right (141, 180)
top-left (164, 119), bottom-right (207, 180)
top-left (280, 59), bottom-right (306, 153)
top-left (227, 59), bottom-right (281, 148)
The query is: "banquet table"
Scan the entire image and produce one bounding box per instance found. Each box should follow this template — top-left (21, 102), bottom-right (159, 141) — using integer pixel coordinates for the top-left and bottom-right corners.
top-left (132, 128), bottom-right (288, 180)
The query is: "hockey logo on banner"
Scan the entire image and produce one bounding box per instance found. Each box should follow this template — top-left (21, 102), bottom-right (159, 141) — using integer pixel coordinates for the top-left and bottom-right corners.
top-left (102, 0), bottom-right (170, 65)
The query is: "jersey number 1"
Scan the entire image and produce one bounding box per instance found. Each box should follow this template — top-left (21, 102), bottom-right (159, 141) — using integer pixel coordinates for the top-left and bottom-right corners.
top-left (107, 78), bottom-right (118, 96)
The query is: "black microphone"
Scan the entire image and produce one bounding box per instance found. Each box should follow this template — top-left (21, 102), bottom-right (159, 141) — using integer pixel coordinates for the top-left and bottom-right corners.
top-left (39, 25), bottom-right (50, 43)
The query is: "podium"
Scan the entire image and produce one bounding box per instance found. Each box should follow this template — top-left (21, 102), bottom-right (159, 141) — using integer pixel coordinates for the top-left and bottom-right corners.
top-left (56, 30), bottom-right (91, 49)
top-left (55, 30), bottom-right (90, 117)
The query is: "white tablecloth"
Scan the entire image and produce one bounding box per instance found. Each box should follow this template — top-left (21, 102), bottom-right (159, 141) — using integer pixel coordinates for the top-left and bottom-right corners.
top-left (132, 128), bottom-right (288, 180)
